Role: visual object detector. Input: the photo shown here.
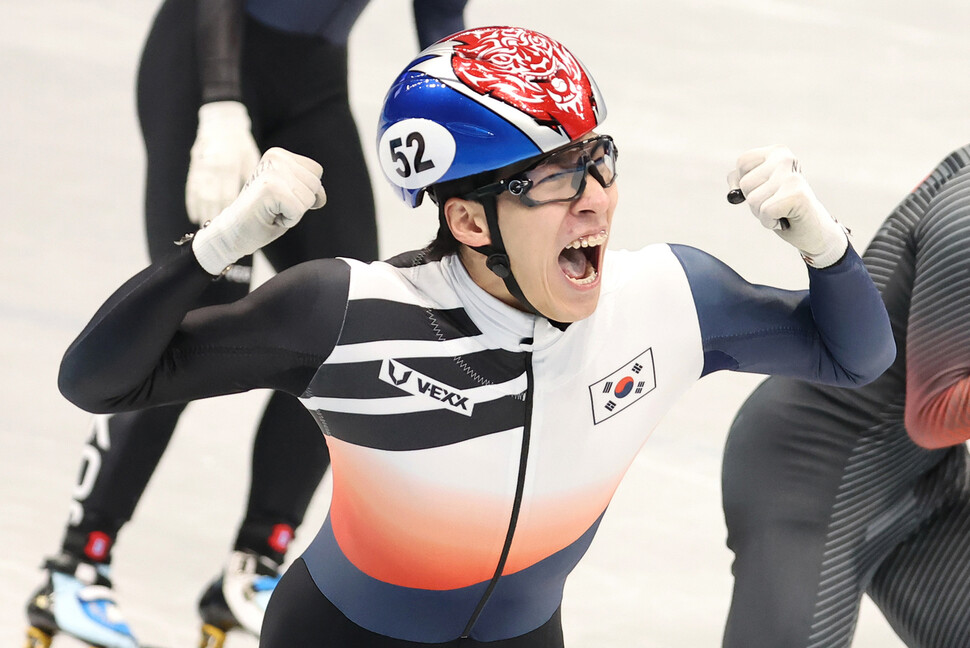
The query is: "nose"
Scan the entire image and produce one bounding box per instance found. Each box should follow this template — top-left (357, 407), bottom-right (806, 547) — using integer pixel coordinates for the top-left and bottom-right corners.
top-left (573, 166), bottom-right (613, 214)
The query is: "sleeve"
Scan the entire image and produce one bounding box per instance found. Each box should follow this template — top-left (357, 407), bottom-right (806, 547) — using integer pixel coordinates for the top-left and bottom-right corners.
top-left (58, 245), bottom-right (351, 413)
top-left (197, 0), bottom-right (245, 104)
top-left (904, 169), bottom-right (970, 448)
top-left (670, 243), bottom-right (895, 386)
top-left (412, 0), bottom-right (467, 49)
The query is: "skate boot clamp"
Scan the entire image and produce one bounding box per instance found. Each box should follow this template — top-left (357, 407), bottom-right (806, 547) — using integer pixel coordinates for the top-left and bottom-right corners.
top-left (197, 550), bottom-right (281, 647)
top-left (25, 554), bottom-right (138, 648)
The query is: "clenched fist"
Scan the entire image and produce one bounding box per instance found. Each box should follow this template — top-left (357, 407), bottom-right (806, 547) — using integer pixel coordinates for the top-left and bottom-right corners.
top-left (192, 148), bottom-right (327, 275)
top-left (728, 146), bottom-right (848, 268)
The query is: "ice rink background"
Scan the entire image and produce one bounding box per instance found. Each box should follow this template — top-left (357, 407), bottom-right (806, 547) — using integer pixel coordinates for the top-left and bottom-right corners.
top-left (2, 0), bottom-right (969, 646)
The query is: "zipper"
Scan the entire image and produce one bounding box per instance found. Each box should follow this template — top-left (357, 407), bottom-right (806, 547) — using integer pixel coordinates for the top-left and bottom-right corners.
top-left (460, 357), bottom-right (534, 639)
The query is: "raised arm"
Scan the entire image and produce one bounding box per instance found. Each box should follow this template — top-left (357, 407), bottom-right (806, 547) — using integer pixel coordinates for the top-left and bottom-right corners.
top-left (673, 146), bottom-right (895, 386)
top-left (59, 149), bottom-right (340, 413)
top-left (673, 244), bottom-right (893, 386)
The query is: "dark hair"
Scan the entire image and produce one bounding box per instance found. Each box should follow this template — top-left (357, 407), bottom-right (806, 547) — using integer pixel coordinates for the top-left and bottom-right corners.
top-left (422, 152), bottom-right (547, 260)
top-left (424, 221), bottom-right (461, 261)
top-left (423, 172), bottom-right (491, 261)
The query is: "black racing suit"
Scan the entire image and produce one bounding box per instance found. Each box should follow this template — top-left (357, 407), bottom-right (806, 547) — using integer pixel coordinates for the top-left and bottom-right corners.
top-left (61, 0), bottom-right (466, 566)
top-left (722, 146), bottom-right (970, 648)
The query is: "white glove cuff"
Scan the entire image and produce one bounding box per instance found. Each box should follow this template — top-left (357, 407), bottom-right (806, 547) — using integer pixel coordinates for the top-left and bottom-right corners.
top-left (799, 221), bottom-right (849, 268)
top-left (192, 219), bottom-right (239, 276)
top-left (198, 100), bottom-right (252, 130)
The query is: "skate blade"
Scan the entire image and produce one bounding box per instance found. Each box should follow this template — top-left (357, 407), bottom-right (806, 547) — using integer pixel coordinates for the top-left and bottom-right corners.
top-left (25, 626), bottom-right (53, 648)
top-left (199, 624), bottom-right (227, 648)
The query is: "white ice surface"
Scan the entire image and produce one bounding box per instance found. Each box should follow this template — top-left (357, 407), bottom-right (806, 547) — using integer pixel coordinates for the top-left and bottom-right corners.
top-left (2, 1), bottom-right (969, 646)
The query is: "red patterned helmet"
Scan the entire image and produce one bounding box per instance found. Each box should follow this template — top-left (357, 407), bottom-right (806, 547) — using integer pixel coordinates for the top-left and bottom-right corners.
top-left (377, 26), bottom-right (607, 207)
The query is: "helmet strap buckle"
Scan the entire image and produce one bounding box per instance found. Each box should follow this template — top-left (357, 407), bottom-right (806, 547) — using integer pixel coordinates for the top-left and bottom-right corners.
top-left (485, 254), bottom-right (512, 279)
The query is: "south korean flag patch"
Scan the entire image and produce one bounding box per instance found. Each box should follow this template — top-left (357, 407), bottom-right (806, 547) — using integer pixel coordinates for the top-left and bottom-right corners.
top-left (589, 348), bottom-right (657, 424)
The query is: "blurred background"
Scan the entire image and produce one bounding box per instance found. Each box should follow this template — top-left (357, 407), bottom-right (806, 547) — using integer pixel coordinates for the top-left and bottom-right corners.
top-left (2, 1), bottom-right (968, 645)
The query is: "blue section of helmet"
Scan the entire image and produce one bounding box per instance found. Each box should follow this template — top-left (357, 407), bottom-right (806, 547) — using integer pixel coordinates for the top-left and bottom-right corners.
top-left (378, 71), bottom-right (544, 207)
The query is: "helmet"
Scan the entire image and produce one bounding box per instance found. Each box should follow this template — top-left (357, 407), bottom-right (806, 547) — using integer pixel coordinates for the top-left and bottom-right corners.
top-left (377, 26), bottom-right (607, 208)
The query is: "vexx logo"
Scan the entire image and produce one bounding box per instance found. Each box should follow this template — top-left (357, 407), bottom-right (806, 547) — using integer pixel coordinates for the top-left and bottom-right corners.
top-left (380, 359), bottom-right (475, 416)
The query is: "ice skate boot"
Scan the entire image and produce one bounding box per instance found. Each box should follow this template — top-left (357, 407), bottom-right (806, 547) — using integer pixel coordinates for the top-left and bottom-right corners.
top-left (197, 550), bottom-right (281, 648)
top-left (25, 553), bottom-right (138, 648)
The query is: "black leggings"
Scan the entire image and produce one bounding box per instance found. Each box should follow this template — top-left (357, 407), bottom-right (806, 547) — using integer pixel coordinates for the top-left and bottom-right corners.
top-left (261, 559), bottom-right (565, 648)
top-left (62, 0), bottom-right (378, 564)
top-left (721, 377), bottom-right (970, 648)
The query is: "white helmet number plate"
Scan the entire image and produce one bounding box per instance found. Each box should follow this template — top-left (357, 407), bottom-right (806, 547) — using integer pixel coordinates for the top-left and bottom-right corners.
top-left (379, 119), bottom-right (456, 190)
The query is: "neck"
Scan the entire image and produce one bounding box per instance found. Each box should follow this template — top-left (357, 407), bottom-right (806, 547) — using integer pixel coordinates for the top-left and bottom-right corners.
top-left (457, 246), bottom-right (525, 312)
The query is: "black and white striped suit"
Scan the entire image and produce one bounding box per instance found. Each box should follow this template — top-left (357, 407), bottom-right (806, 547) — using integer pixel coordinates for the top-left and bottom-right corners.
top-left (58, 231), bottom-right (892, 645)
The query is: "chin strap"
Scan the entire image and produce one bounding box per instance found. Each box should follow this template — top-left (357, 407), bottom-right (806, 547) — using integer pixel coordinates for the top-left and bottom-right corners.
top-left (470, 194), bottom-right (540, 315)
top-left (470, 196), bottom-right (568, 330)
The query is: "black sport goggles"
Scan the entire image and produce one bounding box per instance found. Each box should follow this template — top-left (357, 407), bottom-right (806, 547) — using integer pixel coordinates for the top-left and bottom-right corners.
top-left (470, 135), bottom-right (618, 207)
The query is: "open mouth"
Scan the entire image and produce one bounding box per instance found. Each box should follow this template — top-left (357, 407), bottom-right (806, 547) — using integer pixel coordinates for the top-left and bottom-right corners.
top-left (558, 230), bottom-right (607, 286)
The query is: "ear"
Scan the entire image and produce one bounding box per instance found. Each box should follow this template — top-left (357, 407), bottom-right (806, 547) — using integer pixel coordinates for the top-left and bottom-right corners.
top-left (443, 197), bottom-right (491, 248)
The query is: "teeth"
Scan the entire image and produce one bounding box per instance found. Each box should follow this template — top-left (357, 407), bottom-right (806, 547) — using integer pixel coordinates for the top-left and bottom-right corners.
top-left (565, 229), bottom-right (608, 250)
top-left (571, 269), bottom-right (598, 285)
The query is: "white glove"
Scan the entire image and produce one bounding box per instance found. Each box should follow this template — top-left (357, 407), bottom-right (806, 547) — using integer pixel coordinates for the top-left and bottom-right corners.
top-left (192, 148), bottom-right (327, 275)
top-left (185, 101), bottom-right (262, 226)
top-left (727, 146), bottom-right (848, 268)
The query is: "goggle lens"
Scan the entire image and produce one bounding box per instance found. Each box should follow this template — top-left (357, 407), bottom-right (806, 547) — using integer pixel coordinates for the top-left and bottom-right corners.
top-left (509, 136), bottom-right (618, 206)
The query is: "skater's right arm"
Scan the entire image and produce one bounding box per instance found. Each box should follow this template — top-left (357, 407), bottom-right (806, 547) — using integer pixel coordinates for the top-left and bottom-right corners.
top-left (59, 148), bottom-right (338, 413)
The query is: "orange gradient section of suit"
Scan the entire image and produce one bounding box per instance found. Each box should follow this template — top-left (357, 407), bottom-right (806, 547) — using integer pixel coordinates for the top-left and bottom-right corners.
top-left (906, 326), bottom-right (970, 448)
top-left (326, 433), bottom-right (624, 591)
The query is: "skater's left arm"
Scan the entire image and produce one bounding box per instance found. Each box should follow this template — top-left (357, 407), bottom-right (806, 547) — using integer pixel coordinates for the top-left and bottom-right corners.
top-left (672, 146), bottom-right (895, 386)
top-left (672, 245), bottom-right (892, 386)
